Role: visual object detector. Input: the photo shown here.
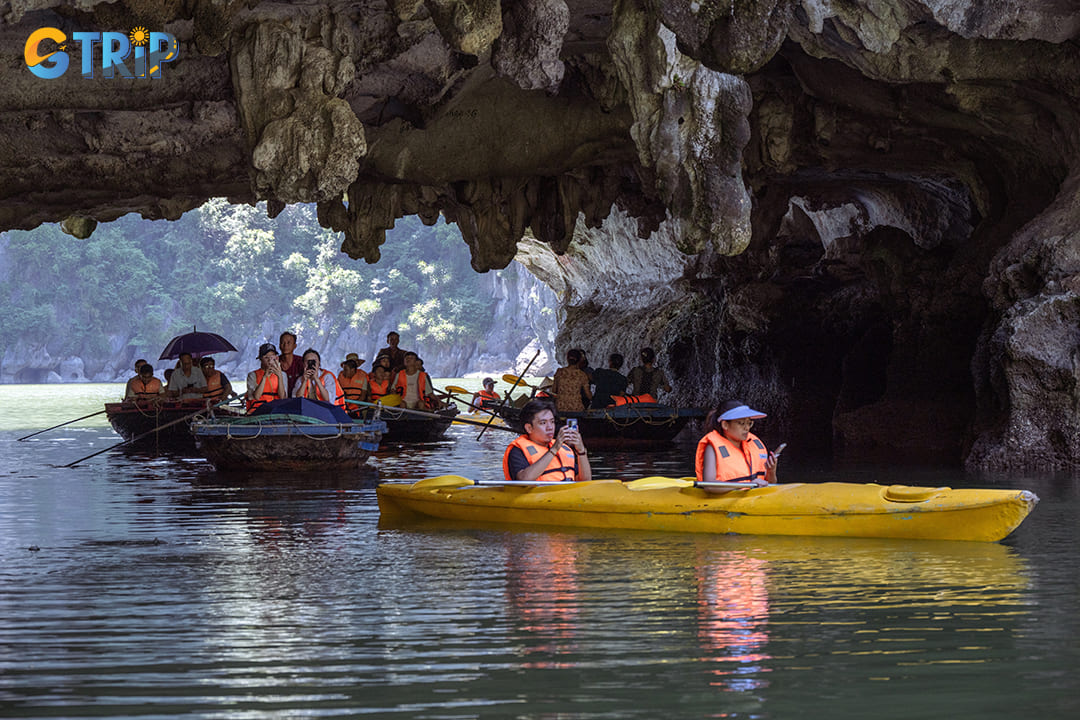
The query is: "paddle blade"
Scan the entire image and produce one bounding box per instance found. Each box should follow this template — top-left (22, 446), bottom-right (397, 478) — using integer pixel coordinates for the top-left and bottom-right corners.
top-left (502, 374), bottom-right (534, 388)
top-left (444, 385), bottom-right (471, 395)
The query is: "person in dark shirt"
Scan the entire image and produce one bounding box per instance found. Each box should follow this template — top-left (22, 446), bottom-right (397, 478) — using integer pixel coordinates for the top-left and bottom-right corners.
top-left (502, 399), bottom-right (591, 483)
top-left (375, 331), bottom-right (408, 375)
top-left (590, 353), bottom-right (629, 408)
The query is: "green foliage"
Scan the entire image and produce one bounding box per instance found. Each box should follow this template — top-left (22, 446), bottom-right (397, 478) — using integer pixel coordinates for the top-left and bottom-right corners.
top-left (0, 200), bottom-right (499, 361)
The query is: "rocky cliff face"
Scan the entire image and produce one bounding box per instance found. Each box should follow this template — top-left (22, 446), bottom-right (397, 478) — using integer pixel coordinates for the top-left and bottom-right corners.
top-left (1, 1), bottom-right (1077, 468)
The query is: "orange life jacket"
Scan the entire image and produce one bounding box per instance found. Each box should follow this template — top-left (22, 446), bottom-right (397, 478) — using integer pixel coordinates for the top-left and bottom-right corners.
top-left (694, 429), bottom-right (768, 483)
top-left (247, 369), bottom-right (281, 412)
top-left (368, 376), bottom-right (391, 401)
top-left (475, 389), bottom-right (499, 407)
top-left (338, 370), bottom-right (368, 406)
top-left (394, 369), bottom-right (434, 409)
top-left (295, 368), bottom-right (345, 407)
top-left (502, 435), bottom-right (578, 483)
top-left (609, 393), bottom-right (656, 406)
top-left (131, 377), bottom-right (163, 399)
top-left (203, 370), bottom-right (226, 401)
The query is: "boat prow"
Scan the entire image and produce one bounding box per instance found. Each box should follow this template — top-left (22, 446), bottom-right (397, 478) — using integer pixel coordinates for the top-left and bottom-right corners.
top-left (376, 478), bottom-right (1038, 543)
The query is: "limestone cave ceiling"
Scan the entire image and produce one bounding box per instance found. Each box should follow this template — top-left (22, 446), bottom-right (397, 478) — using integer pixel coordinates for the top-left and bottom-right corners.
top-left (3, 1), bottom-right (1080, 468)
top-left (2, 0), bottom-right (1072, 272)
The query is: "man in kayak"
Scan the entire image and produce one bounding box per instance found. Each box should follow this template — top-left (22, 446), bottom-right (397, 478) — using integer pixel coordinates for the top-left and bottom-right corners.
top-left (503, 399), bottom-right (591, 483)
top-left (695, 400), bottom-right (779, 486)
top-left (470, 377), bottom-right (500, 410)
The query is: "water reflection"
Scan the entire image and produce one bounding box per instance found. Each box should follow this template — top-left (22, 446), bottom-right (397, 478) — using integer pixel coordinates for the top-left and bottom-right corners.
top-left (696, 548), bottom-right (771, 691)
top-left (505, 533), bottom-right (581, 667)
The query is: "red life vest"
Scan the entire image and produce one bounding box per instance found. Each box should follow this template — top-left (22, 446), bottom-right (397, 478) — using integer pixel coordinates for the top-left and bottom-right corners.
top-left (203, 370), bottom-right (226, 401)
top-left (694, 429), bottom-right (769, 483)
top-left (247, 369), bottom-right (281, 412)
top-left (502, 435), bottom-right (578, 483)
top-left (609, 393), bottom-right (656, 406)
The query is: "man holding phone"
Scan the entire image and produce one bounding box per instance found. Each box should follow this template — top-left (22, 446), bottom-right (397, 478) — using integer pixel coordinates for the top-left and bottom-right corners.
top-left (291, 348), bottom-right (345, 407)
top-left (502, 399), bottom-right (591, 483)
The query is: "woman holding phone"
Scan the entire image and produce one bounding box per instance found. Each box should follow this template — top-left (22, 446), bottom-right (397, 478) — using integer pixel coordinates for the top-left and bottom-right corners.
top-left (502, 399), bottom-right (591, 483)
top-left (695, 400), bottom-right (781, 486)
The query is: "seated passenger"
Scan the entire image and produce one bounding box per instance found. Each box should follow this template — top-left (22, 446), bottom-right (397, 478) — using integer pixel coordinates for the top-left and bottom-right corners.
top-left (394, 351), bottom-right (436, 410)
top-left (126, 363), bottom-right (164, 400)
top-left (246, 343), bottom-right (287, 412)
top-left (367, 363), bottom-right (392, 403)
top-left (338, 353), bottom-right (369, 415)
top-left (502, 399), bottom-right (591, 483)
top-left (200, 356), bottom-right (232, 402)
top-left (471, 377), bottom-right (500, 410)
top-left (167, 352), bottom-right (208, 399)
top-left (590, 353), bottom-right (629, 408)
top-left (124, 359), bottom-right (148, 399)
top-left (292, 348), bottom-right (345, 407)
top-left (628, 347), bottom-right (672, 398)
top-left (695, 400), bottom-right (779, 486)
top-left (552, 349), bottom-right (591, 412)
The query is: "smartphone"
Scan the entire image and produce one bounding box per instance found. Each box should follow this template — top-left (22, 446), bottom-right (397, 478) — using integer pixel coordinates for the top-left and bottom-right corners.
top-left (773, 443), bottom-right (787, 457)
top-left (306, 359), bottom-right (316, 369)
top-left (566, 418), bottom-right (578, 430)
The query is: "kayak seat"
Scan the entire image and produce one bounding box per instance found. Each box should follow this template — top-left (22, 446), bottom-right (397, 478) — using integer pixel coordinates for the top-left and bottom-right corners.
top-left (882, 485), bottom-right (951, 503)
top-left (412, 475), bottom-right (474, 490)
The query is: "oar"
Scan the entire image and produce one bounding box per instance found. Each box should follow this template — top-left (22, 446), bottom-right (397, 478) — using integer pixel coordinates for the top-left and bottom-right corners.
top-left (478, 347), bottom-right (541, 440)
top-left (345, 399), bottom-right (518, 433)
top-left (501, 373), bottom-right (536, 389)
top-left (62, 394), bottom-right (240, 468)
top-left (17, 408), bottom-right (109, 441)
top-left (438, 384), bottom-right (507, 420)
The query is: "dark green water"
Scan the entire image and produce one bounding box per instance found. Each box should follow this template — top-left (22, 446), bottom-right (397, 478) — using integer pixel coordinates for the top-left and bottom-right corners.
top-left (1, 385), bottom-right (1077, 718)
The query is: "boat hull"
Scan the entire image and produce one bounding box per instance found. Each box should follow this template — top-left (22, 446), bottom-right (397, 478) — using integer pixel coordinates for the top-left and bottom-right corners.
top-left (106, 399), bottom-right (242, 449)
top-left (354, 406), bottom-right (458, 442)
top-left (376, 477), bottom-right (1039, 542)
top-left (193, 418), bottom-right (385, 472)
top-left (499, 404), bottom-right (706, 448)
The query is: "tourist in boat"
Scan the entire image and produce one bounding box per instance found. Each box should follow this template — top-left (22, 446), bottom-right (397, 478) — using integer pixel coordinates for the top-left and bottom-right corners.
top-left (126, 362), bottom-right (164, 400)
top-left (338, 353), bottom-right (369, 416)
top-left (589, 353), bottom-right (629, 408)
top-left (502, 399), bottom-right (591, 483)
top-left (292, 348), bottom-right (345, 407)
top-left (376, 331), bottom-right (407, 375)
top-left (367, 362), bottom-right (392, 403)
top-left (123, 358), bottom-right (148, 398)
top-left (199, 356), bottom-right (232, 402)
top-left (246, 343), bottom-right (288, 412)
top-left (471, 377), bottom-right (500, 410)
top-left (277, 331), bottom-right (305, 392)
top-left (167, 352), bottom-right (208, 399)
top-left (695, 400), bottom-right (779, 486)
top-left (627, 347), bottom-right (672, 399)
top-left (552, 349), bottom-right (592, 412)
top-left (394, 351), bottom-right (436, 410)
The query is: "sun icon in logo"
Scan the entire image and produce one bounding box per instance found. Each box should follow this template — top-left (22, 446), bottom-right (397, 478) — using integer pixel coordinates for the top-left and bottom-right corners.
top-left (129, 26), bottom-right (149, 46)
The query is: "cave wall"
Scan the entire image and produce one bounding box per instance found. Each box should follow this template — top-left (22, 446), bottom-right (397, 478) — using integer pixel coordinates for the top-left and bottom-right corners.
top-left (1, 0), bottom-right (1078, 468)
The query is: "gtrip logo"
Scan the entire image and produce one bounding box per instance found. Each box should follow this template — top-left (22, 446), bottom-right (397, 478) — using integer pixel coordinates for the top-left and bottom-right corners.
top-left (24, 26), bottom-right (179, 79)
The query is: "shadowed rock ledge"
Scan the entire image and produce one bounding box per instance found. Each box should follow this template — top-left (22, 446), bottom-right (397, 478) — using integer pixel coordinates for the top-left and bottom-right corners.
top-left (1, 0), bottom-right (1078, 469)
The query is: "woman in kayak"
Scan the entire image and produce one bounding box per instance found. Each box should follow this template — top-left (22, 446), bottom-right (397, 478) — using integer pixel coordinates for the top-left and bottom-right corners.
top-left (695, 400), bottom-right (780, 486)
top-left (503, 399), bottom-right (591, 483)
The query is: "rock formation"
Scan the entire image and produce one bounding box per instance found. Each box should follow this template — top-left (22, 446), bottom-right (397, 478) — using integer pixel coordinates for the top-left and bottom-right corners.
top-left (1, 0), bottom-right (1077, 468)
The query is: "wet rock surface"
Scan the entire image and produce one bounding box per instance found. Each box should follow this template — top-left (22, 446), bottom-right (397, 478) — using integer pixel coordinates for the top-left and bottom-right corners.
top-left (1, 0), bottom-right (1078, 468)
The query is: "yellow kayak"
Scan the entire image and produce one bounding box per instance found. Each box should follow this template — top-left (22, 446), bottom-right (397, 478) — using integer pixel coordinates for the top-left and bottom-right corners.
top-left (452, 411), bottom-right (507, 427)
top-left (376, 476), bottom-right (1038, 542)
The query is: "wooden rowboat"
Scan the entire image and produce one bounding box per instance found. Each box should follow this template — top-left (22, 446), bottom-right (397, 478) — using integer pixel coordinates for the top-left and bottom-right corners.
top-left (497, 404), bottom-right (707, 448)
top-left (106, 398), bottom-right (243, 449)
top-left (376, 476), bottom-right (1039, 542)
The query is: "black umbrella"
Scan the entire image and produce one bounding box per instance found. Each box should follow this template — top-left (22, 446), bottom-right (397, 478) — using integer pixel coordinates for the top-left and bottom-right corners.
top-left (158, 327), bottom-right (237, 360)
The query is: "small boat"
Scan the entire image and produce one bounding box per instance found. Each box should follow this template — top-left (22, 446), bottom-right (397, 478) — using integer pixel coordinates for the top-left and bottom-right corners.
top-left (353, 404), bottom-right (459, 442)
top-left (498, 403), bottom-right (707, 448)
top-left (106, 398), bottom-right (243, 449)
top-left (376, 477), bottom-right (1039, 542)
top-left (192, 398), bottom-right (386, 472)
